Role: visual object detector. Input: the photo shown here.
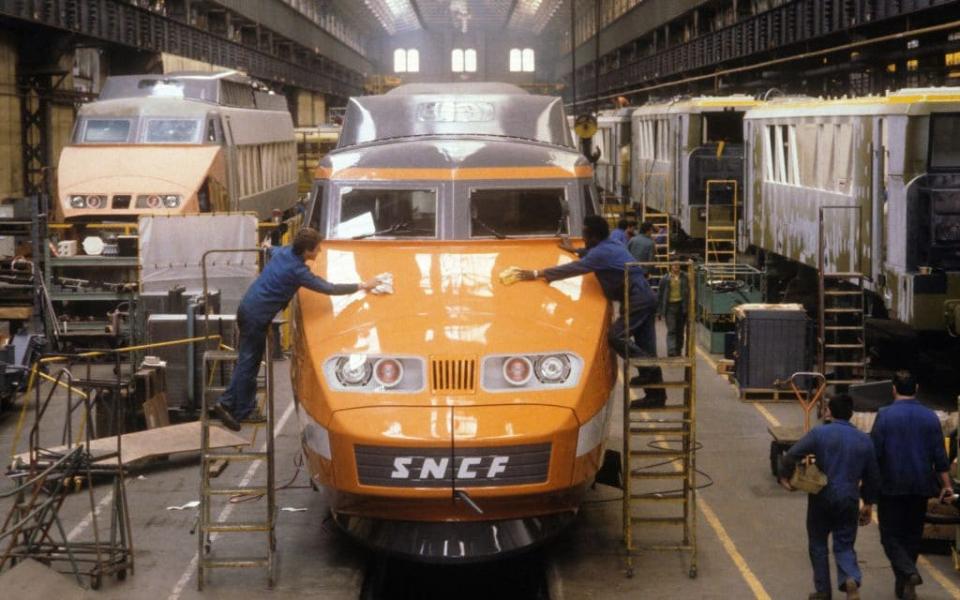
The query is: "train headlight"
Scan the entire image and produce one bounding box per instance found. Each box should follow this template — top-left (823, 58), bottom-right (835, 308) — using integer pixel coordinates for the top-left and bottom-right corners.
top-left (335, 356), bottom-right (372, 386)
top-left (136, 194), bottom-right (180, 209)
top-left (324, 355), bottom-right (425, 392)
top-left (85, 195), bottom-right (106, 209)
top-left (482, 352), bottom-right (583, 391)
top-left (163, 195), bottom-right (181, 208)
top-left (535, 354), bottom-right (572, 384)
top-left (69, 195), bottom-right (86, 208)
top-left (502, 356), bottom-right (533, 386)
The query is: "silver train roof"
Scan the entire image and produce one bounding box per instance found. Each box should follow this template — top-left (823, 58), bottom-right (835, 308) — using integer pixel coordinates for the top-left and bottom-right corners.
top-left (339, 82), bottom-right (572, 149)
top-left (97, 71), bottom-right (287, 111)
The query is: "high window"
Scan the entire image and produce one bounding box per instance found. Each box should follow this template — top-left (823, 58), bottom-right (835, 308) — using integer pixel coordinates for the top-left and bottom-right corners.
top-left (509, 48), bottom-right (535, 72)
top-left (452, 48), bottom-right (477, 73)
top-left (393, 48), bottom-right (420, 73)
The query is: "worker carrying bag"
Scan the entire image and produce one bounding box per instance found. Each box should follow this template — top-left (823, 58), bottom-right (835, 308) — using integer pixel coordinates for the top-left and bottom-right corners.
top-left (790, 455), bottom-right (828, 494)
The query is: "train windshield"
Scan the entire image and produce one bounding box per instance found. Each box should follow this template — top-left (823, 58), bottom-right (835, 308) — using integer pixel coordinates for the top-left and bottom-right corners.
top-left (142, 118), bottom-right (202, 143)
top-left (469, 188), bottom-right (567, 237)
top-left (333, 187), bottom-right (437, 239)
top-left (930, 114), bottom-right (960, 170)
top-left (81, 119), bottom-right (132, 143)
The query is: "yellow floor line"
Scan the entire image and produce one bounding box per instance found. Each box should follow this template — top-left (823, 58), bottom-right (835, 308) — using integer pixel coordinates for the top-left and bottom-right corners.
top-left (752, 404), bottom-right (781, 428)
top-left (700, 499), bottom-right (773, 600)
top-left (917, 555), bottom-right (960, 597)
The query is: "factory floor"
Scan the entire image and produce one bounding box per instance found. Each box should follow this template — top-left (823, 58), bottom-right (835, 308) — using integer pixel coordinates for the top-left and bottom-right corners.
top-left (0, 329), bottom-right (957, 599)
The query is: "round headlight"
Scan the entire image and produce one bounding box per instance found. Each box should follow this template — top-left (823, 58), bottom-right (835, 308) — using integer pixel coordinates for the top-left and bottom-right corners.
top-left (70, 195), bottom-right (86, 208)
top-left (373, 358), bottom-right (404, 388)
top-left (163, 195), bottom-right (180, 208)
top-left (146, 195), bottom-right (162, 209)
top-left (86, 195), bottom-right (104, 208)
top-left (502, 356), bottom-right (533, 386)
top-left (335, 356), bottom-right (372, 386)
top-left (535, 354), bottom-right (571, 384)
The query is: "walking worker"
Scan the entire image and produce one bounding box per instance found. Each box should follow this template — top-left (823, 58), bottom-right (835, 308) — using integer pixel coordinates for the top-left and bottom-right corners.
top-left (610, 219), bottom-right (630, 245)
top-left (627, 221), bottom-right (655, 263)
top-left (779, 394), bottom-right (881, 600)
top-left (870, 370), bottom-right (954, 600)
top-left (214, 227), bottom-right (379, 431)
top-left (512, 215), bottom-right (665, 408)
top-left (657, 261), bottom-right (688, 357)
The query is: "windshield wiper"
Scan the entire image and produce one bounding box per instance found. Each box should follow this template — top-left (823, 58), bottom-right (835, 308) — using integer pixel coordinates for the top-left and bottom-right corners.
top-left (352, 222), bottom-right (409, 240)
top-left (472, 217), bottom-right (508, 240)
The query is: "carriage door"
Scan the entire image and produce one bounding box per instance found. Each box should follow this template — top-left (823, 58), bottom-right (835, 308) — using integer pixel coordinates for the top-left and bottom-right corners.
top-left (871, 117), bottom-right (888, 283)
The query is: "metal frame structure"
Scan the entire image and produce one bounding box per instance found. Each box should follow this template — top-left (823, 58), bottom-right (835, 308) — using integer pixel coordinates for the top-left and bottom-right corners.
top-left (621, 259), bottom-right (697, 580)
top-left (197, 248), bottom-right (276, 589)
top-left (704, 179), bottom-right (738, 271)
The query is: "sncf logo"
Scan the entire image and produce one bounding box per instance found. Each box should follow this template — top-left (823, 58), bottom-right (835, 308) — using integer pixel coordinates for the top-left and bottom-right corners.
top-left (390, 456), bottom-right (510, 480)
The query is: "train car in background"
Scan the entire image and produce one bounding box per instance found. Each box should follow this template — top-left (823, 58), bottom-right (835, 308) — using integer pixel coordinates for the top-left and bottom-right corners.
top-left (742, 88), bottom-right (960, 333)
top-left (292, 82), bottom-right (617, 562)
top-left (630, 95), bottom-right (758, 240)
top-left (295, 125), bottom-right (340, 196)
top-left (58, 71), bottom-right (297, 222)
top-left (592, 108), bottom-right (633, 204)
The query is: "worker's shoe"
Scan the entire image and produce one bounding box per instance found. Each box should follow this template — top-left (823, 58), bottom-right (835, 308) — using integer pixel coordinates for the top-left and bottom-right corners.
top-left (842, 579), bottom-right (860, 600)
top-left (212, 403), bottom-right (242, 432)
top-left (241, 412), bottom-right (267, 425)
top-left (901, 573), bottom-right (921, 600)
top-left (630, 394), bottom-right (666, 410)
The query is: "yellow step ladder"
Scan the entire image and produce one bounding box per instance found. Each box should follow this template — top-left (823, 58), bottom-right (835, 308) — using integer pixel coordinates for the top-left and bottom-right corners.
top-left (704, 179), bottom-right (738, 274)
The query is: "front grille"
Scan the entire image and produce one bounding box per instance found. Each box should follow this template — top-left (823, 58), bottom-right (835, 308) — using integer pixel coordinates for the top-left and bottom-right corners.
top-left (430, 356), bottom-right (477, 394)
top-left (112, 195), bottom-right (131, 209)
top-left (355, 443), bottom-right (551, 488)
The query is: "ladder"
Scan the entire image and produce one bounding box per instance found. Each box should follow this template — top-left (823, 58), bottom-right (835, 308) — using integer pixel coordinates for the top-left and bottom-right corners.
top-left (621, 261), bottom-right (698, 580)
top-left (641, 206), bottom-right (671, 291)
top-left (817, 207), bottom-right (867, 387)
top-left (704, 179), bottom-right (738, 273)
top-left (197, 248), bottom-right (276, 590)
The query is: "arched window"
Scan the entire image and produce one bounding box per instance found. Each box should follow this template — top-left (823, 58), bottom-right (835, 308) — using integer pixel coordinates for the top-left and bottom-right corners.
top-left (521, 48), bottom-right (535, 72)
top-left (464, 48), bottom-right (477, 73)
top-left (451, 48), bottom-right (464, 72)
top-left (393, 48), bottom-right (419, 73)
top-left (509, 48), bottom-right (522, 72)
top-left (393, 48), bottom-right (407, 73)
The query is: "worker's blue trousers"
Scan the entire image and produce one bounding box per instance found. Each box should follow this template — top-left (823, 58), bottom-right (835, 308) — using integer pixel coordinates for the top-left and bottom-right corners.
top-left (217, 307), bottom-right (269, 421)
top-left (807, 496), bottom-right (862, 594)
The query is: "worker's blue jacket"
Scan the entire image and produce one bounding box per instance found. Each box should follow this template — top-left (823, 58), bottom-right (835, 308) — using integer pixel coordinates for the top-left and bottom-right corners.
top-left (782, 419), bottom-right (881, 506)
top-left (609, 228), bottom-right (628, 245)
top-left (871, 399), bottom-right (950, 497)
top-left (237, 245), bottom-right (358, 327)
top-left (543, 238), bottom-right (656, 311)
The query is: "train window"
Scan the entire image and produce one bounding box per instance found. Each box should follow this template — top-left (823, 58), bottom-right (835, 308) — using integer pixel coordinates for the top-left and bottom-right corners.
top-left (469, 188), bottom-right (567, 237)
top-left (309, 184), bottom-right (324, 230)
top-left (82, 119), bottom-right (131, 143)
top-left (930, 114), bottom-right (960, 170)
top-left (334, 188), bottom-right (437, 239)
top-left (143, 118), bottom-right (201, 143)
top-left (764, 124), bottom-right (799, 185)
top-left (702, 112), bottom-right (743, 144)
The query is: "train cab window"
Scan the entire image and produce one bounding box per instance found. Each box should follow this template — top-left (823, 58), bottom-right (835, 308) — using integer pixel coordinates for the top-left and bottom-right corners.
top-left (334, 188), bottom-right (437, 239)
top-left (930, 114), bottom-right (960, 170)
top-left (205, 118), bottom-right (221, 143)
top-left (703, 112), bottom-right (744, 144)
top-left (142, 118), bottom-right (201, 143)
top-left (309, 184), bottom-right (324, 230)
top-left (81, 119), bottom-right (132, 143)
top-left (469, 188), bottom-right (567, 237)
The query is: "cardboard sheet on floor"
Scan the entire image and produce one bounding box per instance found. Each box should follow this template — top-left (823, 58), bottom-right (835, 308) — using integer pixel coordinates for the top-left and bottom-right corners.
top-left (12, 422), bottom-right (248, 468)
top-left (0, 559), bottom-right (85, 599)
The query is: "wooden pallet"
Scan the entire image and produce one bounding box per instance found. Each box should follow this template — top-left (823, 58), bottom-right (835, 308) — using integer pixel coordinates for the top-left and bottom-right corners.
top-left (716, 359), bottom-right (734, 376)
top-left (738, 387), bottom-right (804, 404)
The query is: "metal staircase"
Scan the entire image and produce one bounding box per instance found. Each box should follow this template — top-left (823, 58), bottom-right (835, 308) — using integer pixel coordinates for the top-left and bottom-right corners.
top-left (817, 207), bottom-right (867, 388)
top-left (704, 179), bottom-right (738, 273)
top-left (621, 261), bottom-right (698, 579)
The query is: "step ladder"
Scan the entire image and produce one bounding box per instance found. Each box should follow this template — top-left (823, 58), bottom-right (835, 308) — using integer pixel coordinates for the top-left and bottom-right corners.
top-left (621, 261), bottom-right (698, 580)
top-left (641, 206), bottom-right (671, 291)
top-left (704, 179), bottom-right (738, 273)
top-left (817, 206), bottom-right (867, 388)
top-left (197, 346), bottom-right (276, 590)
top-left (818, 273), bottom-right (867, 387)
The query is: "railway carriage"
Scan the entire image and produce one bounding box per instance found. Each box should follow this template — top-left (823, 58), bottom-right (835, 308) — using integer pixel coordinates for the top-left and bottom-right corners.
top-left (630, 95), bottom-right (758, 239)
top-left (743, 88), bottom-right (960, 331)
top-left (58, 71), bottom-right (297, 221)
top-left (592, 108), bottom-right (633, 203)
top-left (292, 82), bottom-right (617, 562)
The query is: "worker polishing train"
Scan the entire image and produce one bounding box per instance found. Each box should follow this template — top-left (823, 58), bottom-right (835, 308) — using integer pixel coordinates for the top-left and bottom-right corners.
top-left (58, 71), bottom-right (297, 222)
top-left (291, 83), bottom-right (618, 561)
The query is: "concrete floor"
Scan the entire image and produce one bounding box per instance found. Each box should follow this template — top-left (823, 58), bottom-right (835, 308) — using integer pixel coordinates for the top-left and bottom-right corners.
top-left (1, 330), bottom-right (958, 599)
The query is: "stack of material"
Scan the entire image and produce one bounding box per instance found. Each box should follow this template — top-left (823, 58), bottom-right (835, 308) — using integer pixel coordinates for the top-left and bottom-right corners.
top-left (733, 303), bottom-right (812, 389)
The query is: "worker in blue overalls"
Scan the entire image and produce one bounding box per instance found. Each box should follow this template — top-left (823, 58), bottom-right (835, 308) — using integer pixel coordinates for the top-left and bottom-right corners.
top-left (214, 227), bottom-right (378, 431)
top-left (514, 215), bottom-right (665, 407)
